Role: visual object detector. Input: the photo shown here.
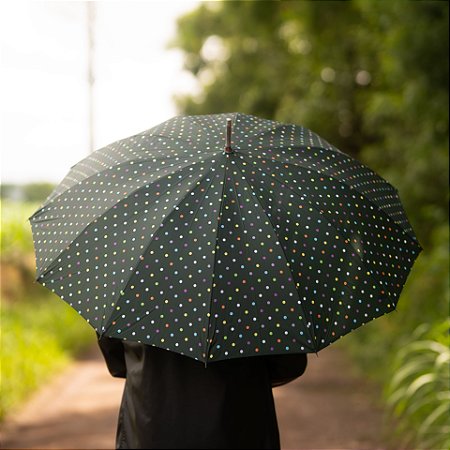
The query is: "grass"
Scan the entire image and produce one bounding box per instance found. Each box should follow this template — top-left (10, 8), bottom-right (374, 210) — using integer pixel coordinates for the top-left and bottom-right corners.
top-left (0, 294), bottom-right (95, 420)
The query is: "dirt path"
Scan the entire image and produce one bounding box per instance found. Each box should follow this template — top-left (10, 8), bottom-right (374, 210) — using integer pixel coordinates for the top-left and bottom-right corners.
top-left (0, 344), bottom-right (390, 450)
top-left (274, 345), bottom-right (390, 450)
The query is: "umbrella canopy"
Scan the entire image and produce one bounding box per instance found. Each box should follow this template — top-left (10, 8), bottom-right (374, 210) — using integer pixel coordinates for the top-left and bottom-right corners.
top-left (29, 113), bottom-right (422, 363)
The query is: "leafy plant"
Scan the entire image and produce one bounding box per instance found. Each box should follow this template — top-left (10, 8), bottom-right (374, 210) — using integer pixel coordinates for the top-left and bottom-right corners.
top-left (385, 319), bottom-right (450, 450)
top-left (0, 294), bottom-right (95, 420)
top-left (0, 200), bottom-right (38, 257)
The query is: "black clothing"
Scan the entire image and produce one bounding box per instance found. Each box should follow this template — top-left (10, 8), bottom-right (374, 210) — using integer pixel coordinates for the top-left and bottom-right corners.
top-left (97, 336), bottom-right (307, 450)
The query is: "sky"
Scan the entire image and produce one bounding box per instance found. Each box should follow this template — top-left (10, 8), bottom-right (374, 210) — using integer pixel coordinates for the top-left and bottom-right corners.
top-left (0, 0), bottom-right (200, 184)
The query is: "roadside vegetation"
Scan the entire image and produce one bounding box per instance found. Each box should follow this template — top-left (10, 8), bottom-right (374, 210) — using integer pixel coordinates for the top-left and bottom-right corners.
top-left (0, 198), bottom-right (94, 420)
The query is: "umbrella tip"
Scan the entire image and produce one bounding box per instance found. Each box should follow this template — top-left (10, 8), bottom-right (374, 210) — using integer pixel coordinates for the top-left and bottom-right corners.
top-left (224, 118), bottom-right (234, 154)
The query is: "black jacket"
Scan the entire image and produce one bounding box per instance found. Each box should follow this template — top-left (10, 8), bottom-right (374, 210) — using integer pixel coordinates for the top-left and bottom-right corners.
top-left (97, 336), bottom-right (307, 449)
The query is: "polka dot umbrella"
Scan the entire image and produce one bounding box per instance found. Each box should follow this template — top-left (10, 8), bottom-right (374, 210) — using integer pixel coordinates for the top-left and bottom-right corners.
top-left (29, 113), bottom-right (422, 363)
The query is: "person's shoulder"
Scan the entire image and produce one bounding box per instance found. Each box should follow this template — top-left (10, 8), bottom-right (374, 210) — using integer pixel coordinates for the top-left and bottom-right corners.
top-left (266, 353), bottom-right (308, 387)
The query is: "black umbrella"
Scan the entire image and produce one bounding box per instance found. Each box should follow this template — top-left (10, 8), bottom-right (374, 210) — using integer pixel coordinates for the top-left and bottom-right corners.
top-left (29, 113), bottom-right (422, 363)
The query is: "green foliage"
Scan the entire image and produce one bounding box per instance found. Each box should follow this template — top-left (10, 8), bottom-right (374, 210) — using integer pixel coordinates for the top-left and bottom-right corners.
top-left (1, 200), bottom-right (95, 420)
top-left (0, 200), bottom-right (38, 257)
top-left (385, 319), bottom-right (450, 450)
top-left (0, 295), bottom-right (95, 420)
top-left (357, 0), bottom-right (449, 244)
top-left (171, 1), bottom-right (390, 155)
top-left (22, 183), bottom-right (55, 204)
top-left (1, 183), bottom-right (55, 203)
top-left (1, 312), bottom-right (69, 420)
top-left (395, 225), bottom-right (449, 329)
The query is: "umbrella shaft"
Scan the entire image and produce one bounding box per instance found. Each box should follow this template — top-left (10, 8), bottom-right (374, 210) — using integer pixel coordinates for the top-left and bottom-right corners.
top-left (225, 118), bottom-right (233, 154)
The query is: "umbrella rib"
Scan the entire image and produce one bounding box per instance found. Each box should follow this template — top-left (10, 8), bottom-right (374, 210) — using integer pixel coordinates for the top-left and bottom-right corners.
top-left (247, 168), bottom-right (376, 351)
top-left (100, 157), bottom-right (221, 337)
top-left (204, 157), bottom-right (229, 362)
top-left (248, 148), bottom-right (419, 244)
top-left (242, 121), bottom-right (334, 150)
top-left (269, 146), bottom-right (391, 188)
top-left (247, 122), bottom-right (289, 142)
top-left (238, 155), bottom-right (402, 348)
top-left (183, 161), bottom-right (225, 362)
top-left (32, 155), bottom-right (202, 220)
top-left (247, 145), bottom-right (388, 191)
top-left (39, 161), bottom-right (211, 319)
top-left (104, 161), bottom-right (223, 353)
top-left (34, 157), bottom-right (214, 278)
top-left (186, 115), bottom-right (216, 135)
top-left (240, 155), bottom-right (377, 278)
top-left (138, 132), bottom-right (192, 145)
top-left (250, 154), bottom-right (422, 268)
top-left (134, 132), bottom-right (223, 155)
top-left (231, 112), bottom-right (275, 140)
top-left (185, 113), bottom-right (242, 152)
top-left (38, 134), bottom-right (162, 206)
top-left (130, 116), bottom-right (203, 144)
top-left (232, 156), bottom-right (320, 352)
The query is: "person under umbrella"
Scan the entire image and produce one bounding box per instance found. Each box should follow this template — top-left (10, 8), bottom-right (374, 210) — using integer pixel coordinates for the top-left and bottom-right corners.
top-left (29, 113), bottom-right (421, 449)
top-left (98, 334), bottom-right (307, 449)
top-left (96, 117), bottom-right (308, 450)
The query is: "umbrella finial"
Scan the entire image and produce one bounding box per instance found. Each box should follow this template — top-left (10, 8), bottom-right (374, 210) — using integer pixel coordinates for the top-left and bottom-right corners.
top-left (224, 118), bottom-right (234, 154)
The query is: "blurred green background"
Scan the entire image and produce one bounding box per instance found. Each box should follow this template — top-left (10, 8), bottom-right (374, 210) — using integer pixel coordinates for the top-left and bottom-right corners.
top-left (1, 1), bottom-right (448, 449)
top-left (0, 197), bottom-right (95, 419)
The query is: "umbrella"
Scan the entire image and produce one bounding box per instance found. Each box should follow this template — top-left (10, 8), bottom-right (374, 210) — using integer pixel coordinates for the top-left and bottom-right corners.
top-left (29, 112), bottom-right (422, 363)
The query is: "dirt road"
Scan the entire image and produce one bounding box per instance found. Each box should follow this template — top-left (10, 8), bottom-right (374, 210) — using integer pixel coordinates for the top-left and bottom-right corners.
top-left (0, 344), bottom-right (390, 449)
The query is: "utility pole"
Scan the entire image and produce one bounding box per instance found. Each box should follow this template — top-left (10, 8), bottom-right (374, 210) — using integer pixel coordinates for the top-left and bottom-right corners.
top-left (87, 1), bottom-right (95, 153)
